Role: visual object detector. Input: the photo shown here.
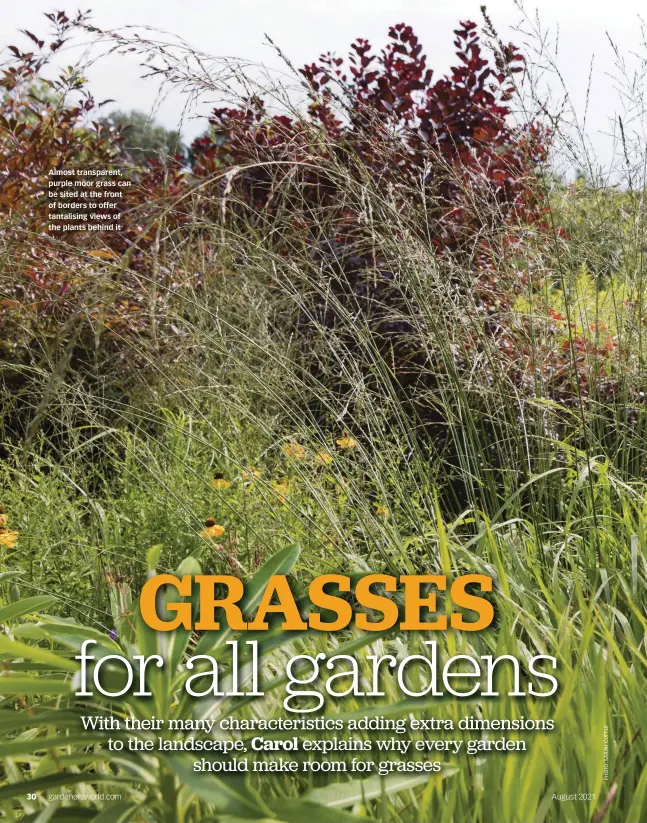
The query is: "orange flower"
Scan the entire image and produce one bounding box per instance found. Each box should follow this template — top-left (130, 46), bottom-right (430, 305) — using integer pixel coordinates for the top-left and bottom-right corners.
top-left (0, 529), bottom-right (19, 549)
top-left (272, 479), bottom-right (290, 504)
top-left (0, 513), bottom-right (8, 528)
top-left (336, 436), bottom-right (358, 450)
top-left (282, 441), bottom-right (306, 460)
top-left (242, 466), bottom-right (262, 482)
top-left (200, 518), bottom-right (225, 539)
top-left (314, 449), bottom-right (333, 466)
top-left (211, 473), bottom-right (231, 490)
top-left (375, 505), bottom-right (389, 518)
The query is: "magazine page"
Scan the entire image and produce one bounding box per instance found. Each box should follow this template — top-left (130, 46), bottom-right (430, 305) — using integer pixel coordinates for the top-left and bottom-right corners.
top-left (0, 3), bottom-right (645, 822)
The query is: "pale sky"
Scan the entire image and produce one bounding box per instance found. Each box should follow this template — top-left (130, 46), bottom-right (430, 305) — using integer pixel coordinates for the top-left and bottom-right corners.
top-left (1, 1), bottom-right (646, 170)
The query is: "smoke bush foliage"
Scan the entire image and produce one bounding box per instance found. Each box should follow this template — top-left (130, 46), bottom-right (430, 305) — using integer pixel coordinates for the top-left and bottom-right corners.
top-left (192, 21), bottom-right (546, 245)
top-left (189, 22), bottom-right (550, 446)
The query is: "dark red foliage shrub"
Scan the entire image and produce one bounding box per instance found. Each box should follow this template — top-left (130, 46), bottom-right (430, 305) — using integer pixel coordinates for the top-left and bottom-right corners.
top-left (0, 13), bottom-right (190, 375)
top-left (194, 22), bottom-right (545, 239)
top-left (191, 22), bottom-right (548, 402)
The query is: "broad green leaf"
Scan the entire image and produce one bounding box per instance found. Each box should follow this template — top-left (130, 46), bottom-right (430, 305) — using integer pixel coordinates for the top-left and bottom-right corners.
top-left (0, 733), bottom-right (116, 757)
top-left (304, 768), bottom-right (459, 808)
top-left (163, 753), bottom-right (271, 818)
top-left (626, 762), bottom-right (647, 823)
top-left (22, 811), bottom-right (94, 822)
top-left (239, 544), bottom-right (301, 612)
top-left (176, 554), bottom-right (202, 577)
top-left (16, 622), bottom-right (121, 652)
top-left (0, 709), bottom-right (102, 734)
top-left (147, 543), bottom-right (163, 571)
top-left (268, 799), bottom-right (372, 822)
top-left (0, 635), bottom-right (76, 672)
top-left (91, 805), bottom-right (141, 823)
top-left (0, 571), bottom-right (23, 584)
top-left (0, 596), bottom-right (57, 623)
top-left (0, 675), bottom-right (71, 695)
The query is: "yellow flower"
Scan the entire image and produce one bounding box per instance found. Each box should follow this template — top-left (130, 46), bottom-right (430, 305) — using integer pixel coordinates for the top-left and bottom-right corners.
top-left (375, 505), bottom-right (390, 518)
top-left (0, 529), bottom-right (19, 549)
top-left (242, 466), bottom-right (262, 481)
top-left (211, 474), bottom-right (231, 490)
top-left (0, 513), bottom-right (8, 528)
top-left (336, 436), bottom-right (358, 450)
top-left (272, 479), bottom-right (290, 504)
top-left (200, 518), bottom-right (225, 539)
top-left (314, 449), bottom-right (333, 466)
top-left (282, 441), bottom-right (306, 460)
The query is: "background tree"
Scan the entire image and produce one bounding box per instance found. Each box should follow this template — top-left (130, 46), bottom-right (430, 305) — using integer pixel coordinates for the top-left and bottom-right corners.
top-left (99, 109), bottom-right (185, 165)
